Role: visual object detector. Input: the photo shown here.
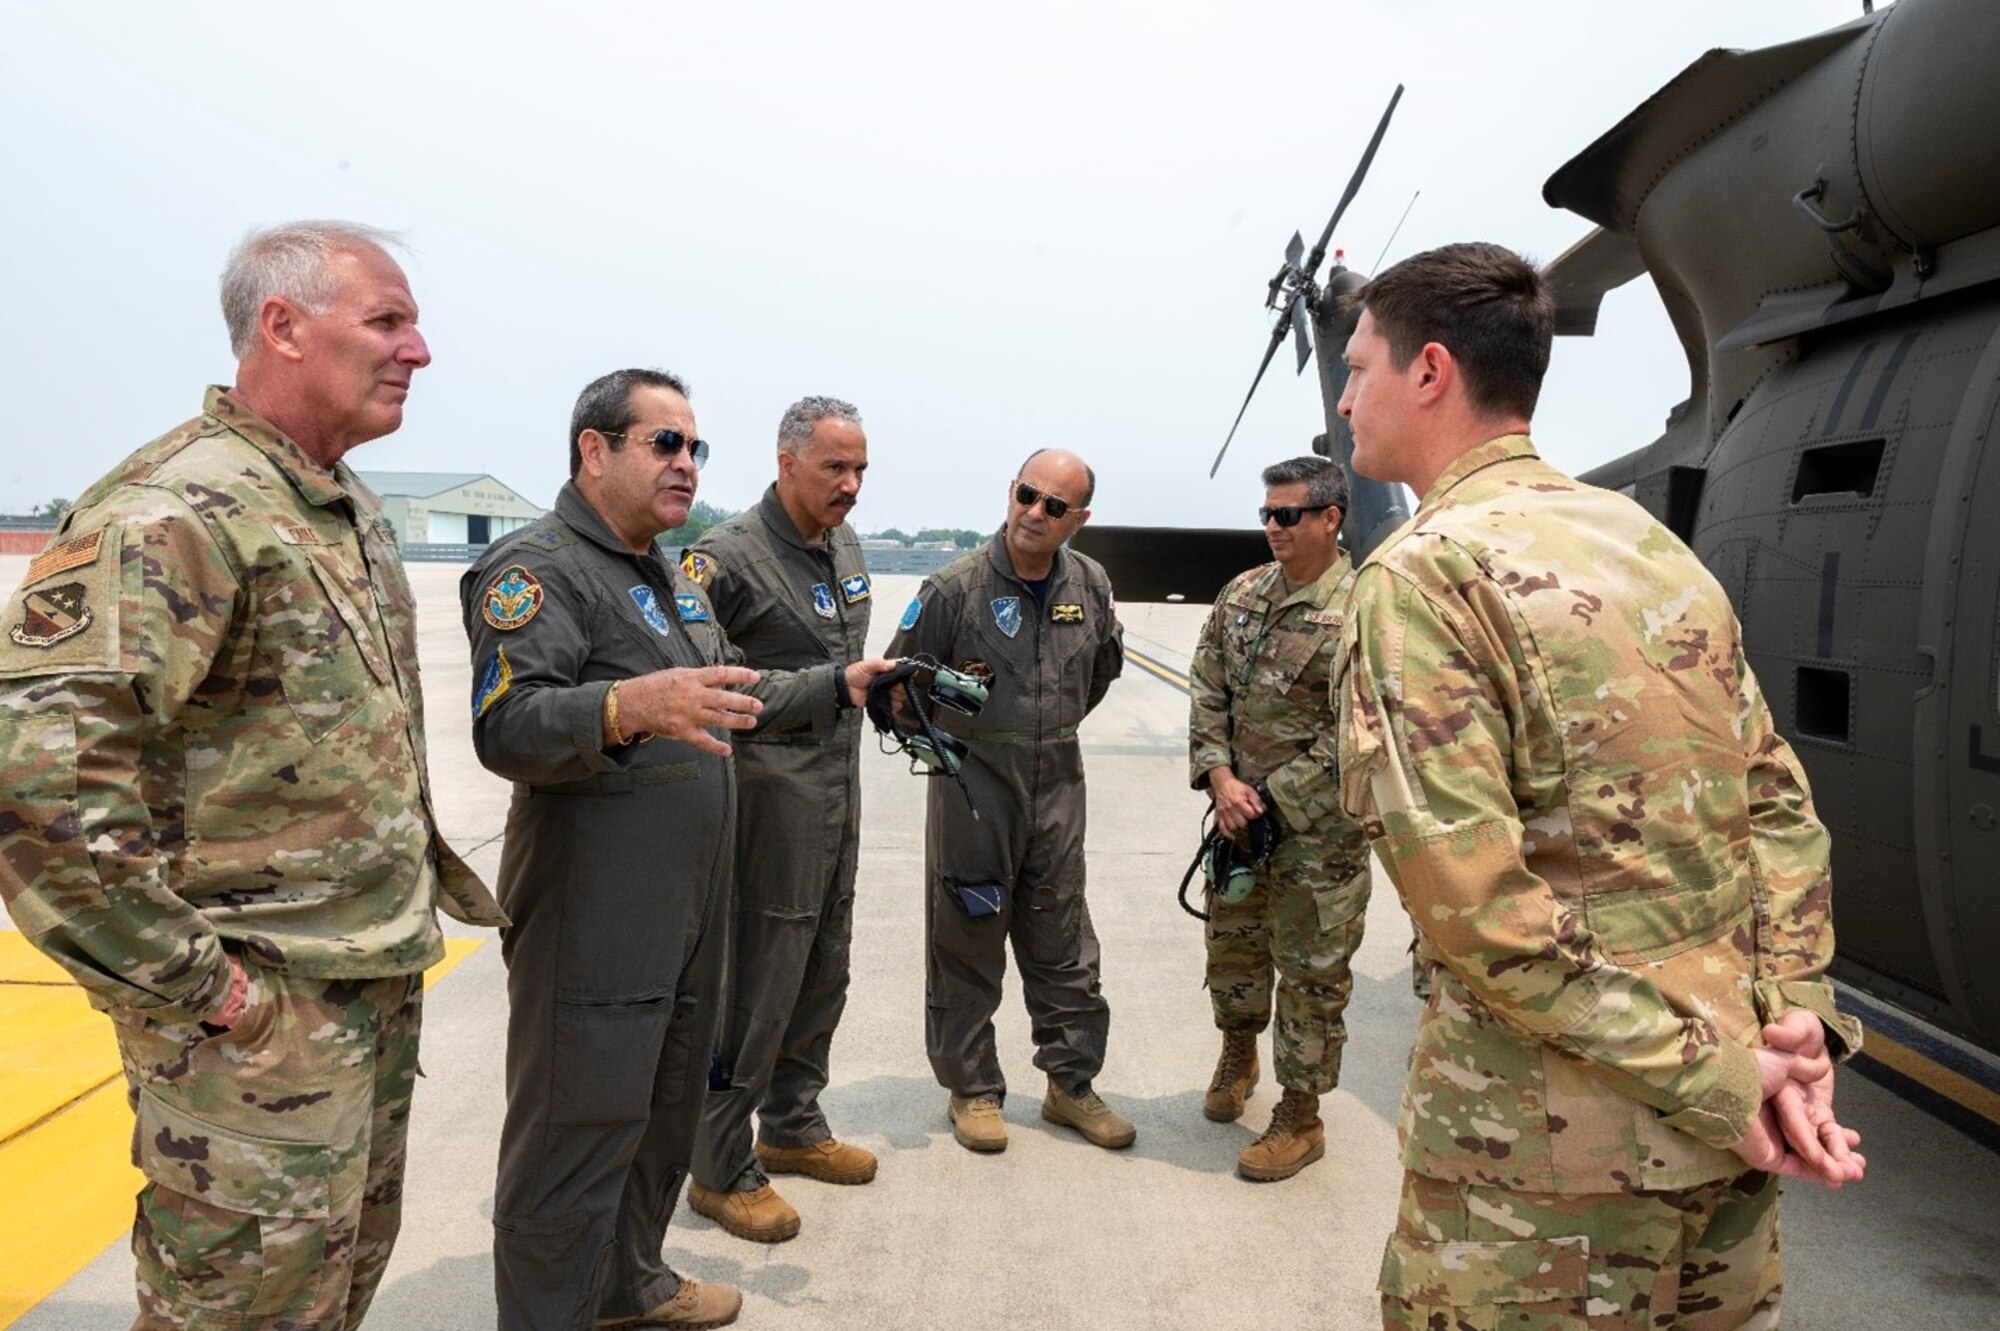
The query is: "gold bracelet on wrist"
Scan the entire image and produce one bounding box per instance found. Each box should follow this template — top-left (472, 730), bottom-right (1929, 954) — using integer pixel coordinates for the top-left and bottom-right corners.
top-left (604, 681), bottom-right (627, 747)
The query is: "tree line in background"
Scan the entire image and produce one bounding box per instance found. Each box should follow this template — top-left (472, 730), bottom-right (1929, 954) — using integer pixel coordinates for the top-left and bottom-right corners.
top-left (666, 505), bottom-right (984, 551)
top-left (863, 528), bottom-right (983, 549)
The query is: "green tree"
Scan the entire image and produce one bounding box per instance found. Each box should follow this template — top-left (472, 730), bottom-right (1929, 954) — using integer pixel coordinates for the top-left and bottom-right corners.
top-left (675, 500), bottom-right (735, 544)
top-left (37, 498), bottom-right (71, 520)
top-left (869, 528), bottom-right (912, 546)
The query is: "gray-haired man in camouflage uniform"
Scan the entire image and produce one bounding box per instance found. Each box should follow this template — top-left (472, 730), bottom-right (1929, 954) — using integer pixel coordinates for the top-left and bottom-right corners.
top-left (1188, 453), bottom-right (1369, 1182)
top-left (1336, 242), bottom-right (1866, 1329)
top-left (0, 221), bottom-right (506, 1329)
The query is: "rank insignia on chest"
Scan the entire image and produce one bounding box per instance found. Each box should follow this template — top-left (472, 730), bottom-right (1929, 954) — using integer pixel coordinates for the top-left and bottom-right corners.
top-left (8, 581), bottom-right (93, 647)
top-left (991, 596), bottom-right (1022, 638)
top-left (680, 550), bottom-right (716, 587)
top-left (1050, 602), bottom-right (1084, 624)
top-left (840, 573), bottom-right (871, 604)
top-left (675, 593), bottom-right (710, 623)
top-left (899, 596), bottom-right (923, 630)
top-left (629, 585), bottom-right (674, 637)
top-left (473, 646), bottom-right (513, 718)
top-left (811, 583), bottom-right (838, 619)
top-left (482, 565), bottom-right (545, 631)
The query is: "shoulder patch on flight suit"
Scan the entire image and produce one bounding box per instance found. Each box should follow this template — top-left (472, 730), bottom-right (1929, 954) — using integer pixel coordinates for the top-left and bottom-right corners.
top-left (681, 550), bottom-right (716, 587)
top-left (629, 585), bottom-right (673, 636)
top-left (674, 593), bottom-right (709, 623)
top-left (992, 597), bottom-right (1022, 638)
top-left (1050, 602), bottom-right (1085, 624)
top-left (23, 531), bottom-right (102, 585)
top-left (811, 583), bottom-right (837, 619)
top-left (899, 596), bottom-right (923, 630)
top-left (840, 573), bottom-right (871, 604)
top-left (473, 646), bottom-right (513, 717)
top-left (274, 519), bottom-right (326, 546)
top-left (481, 565), bottom-right (545, 631)
top-left (9, 581), bottom-right (94, 647)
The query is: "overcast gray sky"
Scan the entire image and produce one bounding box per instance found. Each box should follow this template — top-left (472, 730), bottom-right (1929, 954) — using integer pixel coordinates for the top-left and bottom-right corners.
top-left (1, 0), bottom-right (1866, 533)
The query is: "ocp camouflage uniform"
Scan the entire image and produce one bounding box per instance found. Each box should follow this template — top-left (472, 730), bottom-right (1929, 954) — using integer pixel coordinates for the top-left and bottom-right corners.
top-left (1338, 435), bottom-right (1862, 1329)
top-left (0, 388), bottom-right (503, 1329)
top-left (1189, 557), bottom-right (1370, 1093)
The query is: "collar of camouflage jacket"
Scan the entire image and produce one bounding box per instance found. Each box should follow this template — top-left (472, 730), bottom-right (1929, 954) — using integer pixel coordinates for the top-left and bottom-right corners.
top-left (1255, 551), bottom-right (1355, 613)
top-left (202, 385), bottom-right (353, 509)
top-left (1418, 432), bottom-right (1541, 513)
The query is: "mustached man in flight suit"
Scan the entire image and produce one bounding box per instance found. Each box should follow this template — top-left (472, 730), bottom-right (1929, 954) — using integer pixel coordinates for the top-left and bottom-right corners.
top-left (681, 396), bottom-right (876, 1244)
top-left (1188, 453), bottom-right (1370, 1181)
top-left (0, 220), bottom-right (506, 1330)
top-left (885, 448), bottom-right (1129, 1155)
top-left (462, 368), bottom-right (890, 1331)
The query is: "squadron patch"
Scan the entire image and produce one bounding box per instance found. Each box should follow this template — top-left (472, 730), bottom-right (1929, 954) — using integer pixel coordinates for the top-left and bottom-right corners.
top-left (840, 573), bottom-right (871, 604)
top-left (629, 585), bottom-right (673, 637)
top-left (9, 581), bottom-right (93, 647)
top-left (991, 596), bottom-right (1022, 639)
top-left (675, 593), bottom-right (710, 623)
top-left (899, 597), bottom-right (923, 631)
top-left (473, 646), bottom-right (513, 718)
top-left (811, 583), bottom-right (838, 619)
top-left (481, 565), bottom-right (545, 631)
top-left (1050, 603), bottom-right (1085, 624)
top-left (959, 659), bottom-right (994, 686)
top-left (23, 531), bottom-right (102, 585)
top-left (680, 550), bottom-right (716, 587)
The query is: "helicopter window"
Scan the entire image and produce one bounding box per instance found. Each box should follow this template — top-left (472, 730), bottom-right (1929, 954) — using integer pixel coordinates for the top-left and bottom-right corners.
top-left (1792, 439), bottom-right (1884, 504)
top-left (1795, 666), bottom-right (1852, 744)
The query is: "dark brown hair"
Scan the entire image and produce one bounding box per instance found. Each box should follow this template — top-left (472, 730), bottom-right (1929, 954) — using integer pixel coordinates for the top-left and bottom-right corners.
top-left (1353, 242), bottom-right (1553, 422)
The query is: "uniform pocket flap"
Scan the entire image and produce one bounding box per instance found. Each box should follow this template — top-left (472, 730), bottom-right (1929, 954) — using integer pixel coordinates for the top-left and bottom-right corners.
top-left (1584, 867), bottom-right (1748, 965)
top-left (1379, 1233), bottom-right (1590, 1305)
top-left (134, 1086), bottom-right (332, 1218)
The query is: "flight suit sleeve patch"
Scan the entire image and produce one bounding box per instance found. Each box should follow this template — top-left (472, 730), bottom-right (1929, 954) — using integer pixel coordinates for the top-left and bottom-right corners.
top-left (22, 531), bottom-right (102, 584)
top-left (899, 596), bottom-right (923, 630)
top-left (481, 565), bottom-right (545, 631)
top-left (674, 593), bottom-right (710, 623)
top-left (473, 646), bottom-right (514, 717)
top-left (1050, 602), bottom-right (1085, 623)
top-left (681, 550), bottom-right (716, 587)
top-left (840, 573), bottom-right (871, 604)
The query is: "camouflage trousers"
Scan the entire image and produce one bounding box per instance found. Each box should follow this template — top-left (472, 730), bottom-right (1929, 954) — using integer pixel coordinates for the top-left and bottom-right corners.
top-left (1380, 1169), bottom-right (1782, 1330)
top-left (112, 964), bottom-right (424, 1330)
top-left (1204, 836), bottom-right (1369, 1094)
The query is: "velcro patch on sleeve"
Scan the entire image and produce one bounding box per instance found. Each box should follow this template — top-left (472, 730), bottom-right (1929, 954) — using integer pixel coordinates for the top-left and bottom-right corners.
top-left (481, 565), bottom-right (545, 631)
top-left (680, 550), bottom-right (717, 587)
top-left (23, 531), bottom-right (102, 585)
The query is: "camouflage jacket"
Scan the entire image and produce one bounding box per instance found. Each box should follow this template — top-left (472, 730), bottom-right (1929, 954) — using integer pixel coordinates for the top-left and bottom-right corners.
top-left (1189, 556), bottom-right (1355, 838)
top-left (0, 388), bottom-right (502, 1022)
top-left (1338, 434), bottom-right (1861, 1194)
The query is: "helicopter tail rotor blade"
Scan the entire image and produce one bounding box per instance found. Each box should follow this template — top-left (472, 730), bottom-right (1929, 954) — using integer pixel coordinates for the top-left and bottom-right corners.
top-left (1211, 319), bottom-right (1292, 478)
top-left (1304, 84), bottom-right (1405, 276)
top-left (1291, 297), bottom-right (1312, 373)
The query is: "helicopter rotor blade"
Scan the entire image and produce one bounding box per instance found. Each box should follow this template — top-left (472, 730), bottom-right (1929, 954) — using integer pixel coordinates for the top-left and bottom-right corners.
top-left (1301, 84), bottom-right (1405, 280)
top-left (1210, 317), bottom-right (1293, 478)
top-left (1291, 297), bottom-right (1313, 373)
top-left (1285, 230), bottom-right (1305, 268)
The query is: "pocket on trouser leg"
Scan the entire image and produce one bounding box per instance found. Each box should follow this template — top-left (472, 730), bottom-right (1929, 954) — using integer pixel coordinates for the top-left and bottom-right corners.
top-left (131, 1087), bottom-right (331, 1318)
top-left (1025, 882), bottom-right (1080, 967)
top-left (551, 997), bottom-right (678, 1125)
top-left (1379, 1233), bottom-right (1592, 1331)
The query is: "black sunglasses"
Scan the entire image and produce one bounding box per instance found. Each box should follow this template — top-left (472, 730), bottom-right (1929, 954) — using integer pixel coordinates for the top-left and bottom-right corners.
top-left (1259, 503), bottom-right (1332, 528)
top-left (1013, 481), bottom-right (1076, 520)
top-left (601, 428), bottom-right (710, 471)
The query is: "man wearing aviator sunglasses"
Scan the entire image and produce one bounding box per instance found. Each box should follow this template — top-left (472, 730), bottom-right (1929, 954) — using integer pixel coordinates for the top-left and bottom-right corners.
top-left (1188, 452), bottom-right (1371, 1182)
top-left (885, 448), bottom-right (1132, 1156)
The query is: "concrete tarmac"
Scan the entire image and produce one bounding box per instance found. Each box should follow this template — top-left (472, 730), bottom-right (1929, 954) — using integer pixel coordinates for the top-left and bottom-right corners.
top-left (4, 558), bottom-right (1998, 1329)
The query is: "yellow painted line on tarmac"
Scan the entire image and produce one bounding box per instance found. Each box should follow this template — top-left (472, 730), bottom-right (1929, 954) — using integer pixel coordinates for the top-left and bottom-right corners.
top-left (1861, 1027), bottom-right (2000, 1130)
top-left (1125, 646), bottom-right (1192, 692)
top-left (0, 935), bottom-right (485, 1329)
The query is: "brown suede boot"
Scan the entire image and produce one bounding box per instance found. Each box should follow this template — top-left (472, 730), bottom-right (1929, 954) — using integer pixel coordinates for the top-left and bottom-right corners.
top-left (687, 1181), bottom-right (800, 1242)
top-left (595, 1276), bottom-right (742, 1328)
top-left (1236, 1088), bottom-right (1324, 1181)
top-left (756, 1137), bottom-right (879, 1185)
top-left (1202, 1030), bottom-right (1260, 1122)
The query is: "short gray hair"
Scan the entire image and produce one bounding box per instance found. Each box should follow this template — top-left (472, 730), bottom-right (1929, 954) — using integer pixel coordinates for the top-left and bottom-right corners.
top-left (220, 220), bottom-right (404, 357)
top-left (776, 395), bottom-right (862, 455)
top-left (1261, 454), bottom-right (1348, 511)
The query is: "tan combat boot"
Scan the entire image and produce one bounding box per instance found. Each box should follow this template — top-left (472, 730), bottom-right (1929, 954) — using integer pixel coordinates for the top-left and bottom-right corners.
top-left (1202, 1030), bottom-right (1260, 1122)
top-left (1041, 1078), bottom-right (1137, 1149)
top-left (596, 1275), bottom-right (743, 1328)
top-left (948, 1093), bottom-right (1008, 1152)
top-left (686, 1181), bottom-right (801, 1242)
top-left (1237, 1087), bottom-right (1325, 1181)
top-left (756, 1137), bottom-right (879, 1185)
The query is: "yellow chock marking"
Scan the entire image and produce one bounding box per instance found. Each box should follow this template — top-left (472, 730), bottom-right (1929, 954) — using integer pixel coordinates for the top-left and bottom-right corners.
top-left (1124, 647), bottom-right (1192, 691)
top-left (1862, 1029), bottom-right (2000, 1128)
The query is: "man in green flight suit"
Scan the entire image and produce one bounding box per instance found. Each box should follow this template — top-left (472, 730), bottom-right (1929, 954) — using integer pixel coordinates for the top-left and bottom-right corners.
top-left (683, 396), bottom-right (878, 1244)
top-left (1188, 453), bottom-right (1370, 1181)
top-left (1335, 242), bottom-right (1866, 1329)
top-left (0, 220), bottom-right (506, 1329)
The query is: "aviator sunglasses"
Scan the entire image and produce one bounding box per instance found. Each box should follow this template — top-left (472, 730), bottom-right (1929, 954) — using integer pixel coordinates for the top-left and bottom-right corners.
top-left (1259, 503), bottom-right (1331, 528)
top-left (600, 428), bottom-right (711, 471)
top-left (1013, 481), bottom-right (1077, 519)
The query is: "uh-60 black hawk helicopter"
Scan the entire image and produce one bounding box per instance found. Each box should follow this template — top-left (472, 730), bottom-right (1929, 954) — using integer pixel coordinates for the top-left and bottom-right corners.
top-left (1075, 0), bottom-right (2000, 1059)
